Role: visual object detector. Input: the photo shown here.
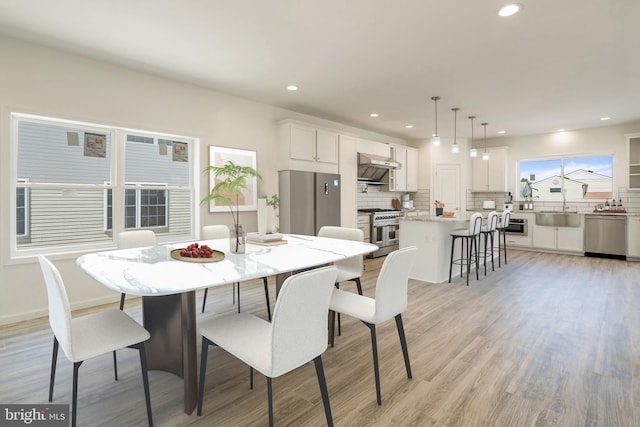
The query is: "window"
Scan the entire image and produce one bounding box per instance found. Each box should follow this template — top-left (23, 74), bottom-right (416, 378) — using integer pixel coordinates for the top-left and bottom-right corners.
top-left (519, 155), bottom-right (613, 201)
top-left (11, 113), bottom-right (197, 256)
top-left (106, 185), bottom-right (168, 231)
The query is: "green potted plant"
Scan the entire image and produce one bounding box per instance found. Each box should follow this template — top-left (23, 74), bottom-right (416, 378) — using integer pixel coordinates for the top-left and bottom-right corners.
top-left (201, 160), bottom-right (262, 253)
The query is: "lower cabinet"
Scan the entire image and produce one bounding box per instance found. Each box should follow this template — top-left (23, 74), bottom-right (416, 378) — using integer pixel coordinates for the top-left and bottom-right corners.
top-left (628, 216), bottom-right (640, 258)
top-left (532, 225), bottom-right (583, 252)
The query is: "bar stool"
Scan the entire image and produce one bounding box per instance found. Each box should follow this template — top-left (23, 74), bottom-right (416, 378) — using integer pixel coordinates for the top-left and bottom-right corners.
top-left (479, 211), bottom-right (499, 275)
top-left (448, 213), bottom-right (483, 286)
top-left (495, 209), bottom-right (511, 267)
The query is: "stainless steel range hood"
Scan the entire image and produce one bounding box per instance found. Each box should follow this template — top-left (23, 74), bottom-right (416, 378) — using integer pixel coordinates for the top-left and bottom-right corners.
top-left (357, 153), bottom-right (400, 184)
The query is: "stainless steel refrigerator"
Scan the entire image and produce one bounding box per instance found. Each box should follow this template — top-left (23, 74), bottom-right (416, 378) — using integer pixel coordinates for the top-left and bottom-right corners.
top-left (278, 170), bottom-right (341, 235)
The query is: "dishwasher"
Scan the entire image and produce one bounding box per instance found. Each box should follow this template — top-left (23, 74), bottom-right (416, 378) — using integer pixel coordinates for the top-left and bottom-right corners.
top-left (584, 214), bottom-right (627, 259)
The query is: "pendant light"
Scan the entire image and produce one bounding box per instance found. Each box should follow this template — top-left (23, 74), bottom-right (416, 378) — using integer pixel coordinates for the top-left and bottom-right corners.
top-left (451, 107), bottom-right (460, 154)
top-left (481, 122), bottom-right (490, 160)
top-left (431, 96), bottom-right (441, 146)
top-left (469, 116), bottom-right (477, 157)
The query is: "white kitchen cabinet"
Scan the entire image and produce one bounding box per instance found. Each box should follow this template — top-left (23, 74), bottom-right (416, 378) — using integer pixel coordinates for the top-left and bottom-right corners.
top-left (356, 139), bottom-right (390, 157)
top-left (277, 120), bottom-right (339, 173)
top-left (389, 145), bottom-right (418, 192)
top-left (532, 224), bottom-right (583, 252)
top-left (472, 147), bottom-right (508, 192)
top-left (627, 133), bottom-right (640, 190)
top-left (628, 216), bottom-right (640, 258)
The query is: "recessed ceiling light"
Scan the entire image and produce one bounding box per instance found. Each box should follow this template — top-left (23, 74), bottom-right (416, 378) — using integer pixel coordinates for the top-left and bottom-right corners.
top-left (286, 85), bottom-right (298, 91)
top-left (370, 113), bottom-right (379, 118)
top-left (498, 130), bottom-right (506, 134)
top-left (557, 129), bottom-right (565, 132)
top-left (405, 124), bottom-right (413, 129)
top-left (600, 116), bottom-right (611, 121)
top-left (499, 4), bottom-right (521, 17)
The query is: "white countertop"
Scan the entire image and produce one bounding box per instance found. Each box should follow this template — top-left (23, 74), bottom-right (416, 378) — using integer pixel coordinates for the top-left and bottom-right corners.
top-left (401, 214), bottom-right (468, 223)
top-left (77, 235), bottom-right (378, 296)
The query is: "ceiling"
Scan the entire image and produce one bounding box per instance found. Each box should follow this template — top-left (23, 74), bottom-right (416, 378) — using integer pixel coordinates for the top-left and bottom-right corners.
top-left (0, 0), bottom-right (638, 140)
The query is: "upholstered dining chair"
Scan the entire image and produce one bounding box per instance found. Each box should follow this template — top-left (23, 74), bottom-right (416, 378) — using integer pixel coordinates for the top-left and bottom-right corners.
top-left (38, 255), bottom-right (153, 427)
top-left (329, 246), bottom-right (418, 405)
top-left (197, 266), bottom-right (338, 427)
top-left (318, 226), bottom-right (364, 340)
top-left (200, 225), bottom-right (272, 319)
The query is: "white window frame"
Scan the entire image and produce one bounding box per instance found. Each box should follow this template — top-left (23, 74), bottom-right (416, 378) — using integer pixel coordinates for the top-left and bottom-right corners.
top-left (8, 112), bottom-right (200, 261)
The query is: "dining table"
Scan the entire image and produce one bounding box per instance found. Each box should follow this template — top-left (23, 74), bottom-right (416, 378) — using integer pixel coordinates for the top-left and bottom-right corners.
top-left (76, 233), bottom-right (377, 414)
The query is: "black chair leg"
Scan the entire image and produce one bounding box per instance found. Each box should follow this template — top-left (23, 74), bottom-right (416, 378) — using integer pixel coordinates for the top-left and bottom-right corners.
top-left (119, 293), bottom-right (126, 310)
top-left (134, 343), bottom-right (153, 427)
top-left (237, 283), bottom-right (241, 314)
top-left (112, 350), bottom-right (118, 381)
top-left (329, 310), bottom-right (336, 347)
top-left (201, 288), bottom-right (209, 313)
top-left (267, 377), bottom-right (274, 427)
top-left (71, 361), bottom-right (82, 427)
top-left (465, 238), bottom-right (471, 286)
top-left (250, 367), bottom-right (254, 390)
top-left (354, 277), bottom-right (363, 295)
top-left (448, 236), bottom-right (456, 283)
top-left (334, 283), bottom-right (341, 336)
top-left (49, 337), bottom-right (59, 402)
top-left (364, 322), bottom-right (382, 405)
top-left (263, 277), bottom-right (271, 321)
top-left (395, 314), bottom-right (412, 379)
top-left (197, 337), bottom-right (212, 416)
top-left (503, 230), bottom-right (508, 265)
top-left (313, 356), bottom-right (334, 427)
top-left (474, 236), bottom-right (480, 280)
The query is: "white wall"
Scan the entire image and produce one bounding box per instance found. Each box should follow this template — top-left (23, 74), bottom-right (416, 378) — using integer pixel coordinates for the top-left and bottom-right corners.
top-left (0, 35), bottom-right (402, 325)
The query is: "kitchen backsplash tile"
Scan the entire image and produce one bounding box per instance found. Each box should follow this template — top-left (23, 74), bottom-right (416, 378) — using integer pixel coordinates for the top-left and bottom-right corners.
top-left (356, 185), bottom-right (428, 210)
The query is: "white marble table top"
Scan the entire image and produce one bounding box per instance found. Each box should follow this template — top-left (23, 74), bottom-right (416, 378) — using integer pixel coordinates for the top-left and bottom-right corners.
top-left (77, 234), bottom-right (378, 296)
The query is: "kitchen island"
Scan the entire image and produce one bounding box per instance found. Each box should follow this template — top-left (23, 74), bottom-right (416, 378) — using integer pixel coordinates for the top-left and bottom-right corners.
top-left (400, 214), bottom-right (472, 283)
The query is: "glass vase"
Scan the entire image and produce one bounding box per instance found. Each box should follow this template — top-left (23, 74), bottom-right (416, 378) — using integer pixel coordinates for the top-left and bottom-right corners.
top-left (230, 224), bottom-right (246, 254)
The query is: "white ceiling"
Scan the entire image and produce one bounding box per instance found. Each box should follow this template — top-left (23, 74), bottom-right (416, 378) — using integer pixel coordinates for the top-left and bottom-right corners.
top-left (0, 0), bottom-right (638, 140)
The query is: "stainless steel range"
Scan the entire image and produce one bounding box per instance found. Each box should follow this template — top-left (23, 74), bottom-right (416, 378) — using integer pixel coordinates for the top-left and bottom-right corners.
top-left (358, 209), bottom-right (402, 258)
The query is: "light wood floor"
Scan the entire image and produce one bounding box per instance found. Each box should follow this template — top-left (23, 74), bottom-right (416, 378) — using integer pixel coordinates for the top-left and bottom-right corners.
top-left (2, 249), bottom-right (640, 426)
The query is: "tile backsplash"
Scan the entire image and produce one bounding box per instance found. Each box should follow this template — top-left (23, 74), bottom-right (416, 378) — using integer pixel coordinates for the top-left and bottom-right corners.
top-left (356, 184), bottom-right (429, 210)
top-left (468, 188), bottom-right (640, 214)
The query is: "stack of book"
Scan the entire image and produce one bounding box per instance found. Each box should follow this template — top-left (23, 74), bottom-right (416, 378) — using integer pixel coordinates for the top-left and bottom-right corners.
top-left (246, 232), bottom-right (287, 246)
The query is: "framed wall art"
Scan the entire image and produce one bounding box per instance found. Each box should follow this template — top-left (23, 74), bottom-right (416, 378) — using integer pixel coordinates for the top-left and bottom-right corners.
top-left (207, 146), bottom-right (258, 212)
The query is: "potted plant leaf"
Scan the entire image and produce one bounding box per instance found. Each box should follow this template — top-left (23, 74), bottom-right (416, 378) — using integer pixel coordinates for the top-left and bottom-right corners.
top-left (201, 160), bottom-right (262, 253)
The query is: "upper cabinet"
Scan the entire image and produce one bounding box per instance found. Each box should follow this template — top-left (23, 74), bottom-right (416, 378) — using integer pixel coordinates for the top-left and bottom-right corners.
top-left (472, 147), bottom-right (508, 192)
top-left (389, 144), bottom-right (418, 192)
top-left (277, 120), bottom-right (339, 173)
top-left (628, 133), bottom-right (640, 190)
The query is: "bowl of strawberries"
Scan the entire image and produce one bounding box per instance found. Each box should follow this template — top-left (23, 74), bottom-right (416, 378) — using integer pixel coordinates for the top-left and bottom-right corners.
top-left (171, 242), bottom-right (224, 263)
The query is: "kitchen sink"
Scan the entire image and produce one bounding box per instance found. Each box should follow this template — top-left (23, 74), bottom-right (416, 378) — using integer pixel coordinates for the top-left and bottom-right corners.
top-left (535, 212), bottom-right (581, 227)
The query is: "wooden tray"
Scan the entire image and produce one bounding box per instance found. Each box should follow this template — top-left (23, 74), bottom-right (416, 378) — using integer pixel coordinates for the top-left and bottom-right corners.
top-left (170, 248), bottom-right (225, 263)
top-left (248, 239), bottom-right (288, 246)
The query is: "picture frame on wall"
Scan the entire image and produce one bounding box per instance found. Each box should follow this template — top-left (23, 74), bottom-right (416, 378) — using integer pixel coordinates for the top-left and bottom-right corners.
top-left (208, 146), bottom-right (258, 212)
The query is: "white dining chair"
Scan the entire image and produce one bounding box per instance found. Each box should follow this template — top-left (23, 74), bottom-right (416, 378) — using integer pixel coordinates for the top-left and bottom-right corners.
top-left (318, 226), bottom-right (364, 340)
top-left (200, 225), bottom-right (272, 319)
top-left (329, 246), bottom-right (418, 405)
top-left (38, 255), bottom-right (153, 427)
top-left (197, 266), bottom-right (338, 426)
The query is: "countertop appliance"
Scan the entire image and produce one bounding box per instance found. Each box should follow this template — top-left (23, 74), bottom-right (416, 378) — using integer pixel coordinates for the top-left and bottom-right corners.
top-left (358, 208), bottom-right (401, 258)
top-left (503, 203), bottom-right (514, 211)
top-left (279, 170), bottom-right (341, 235)
top-left (584, 214), bottom-right (627, 259)
top-left (482, 200), bottom-right (496, 210)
